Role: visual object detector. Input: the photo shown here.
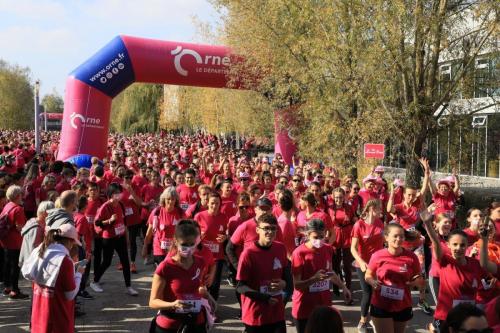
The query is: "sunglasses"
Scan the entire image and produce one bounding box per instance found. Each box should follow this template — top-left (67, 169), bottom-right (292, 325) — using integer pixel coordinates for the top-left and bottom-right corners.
top-left (352, 188), bottom-right (360, 191)
top-left (258, 226), bottom-right (277, 233)
top-left (292, 179), bottom-right (300, 182)
top-left (239, 206), bottom-right (249, 209)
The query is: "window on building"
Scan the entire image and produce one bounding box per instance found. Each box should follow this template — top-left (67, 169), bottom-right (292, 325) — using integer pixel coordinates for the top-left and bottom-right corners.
top-left (439, 64), bottom-right (452, 96)
top-left (474, 58), bottom-right (491, 98)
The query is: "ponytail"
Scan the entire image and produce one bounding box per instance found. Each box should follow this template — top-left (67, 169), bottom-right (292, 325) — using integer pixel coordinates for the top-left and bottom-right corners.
top-left (38, 229), bottom-right (61, 258)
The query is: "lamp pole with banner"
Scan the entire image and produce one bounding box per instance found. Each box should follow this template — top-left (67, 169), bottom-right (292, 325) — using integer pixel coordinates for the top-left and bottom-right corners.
top-left (34, 80), bottom-right (41, 154)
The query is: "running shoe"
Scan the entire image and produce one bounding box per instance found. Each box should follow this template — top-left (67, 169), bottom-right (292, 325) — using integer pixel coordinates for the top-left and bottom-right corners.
top-left (90, 282), bottom-right (103, 293)
top-left (9, 291), bottom-right (29, 300)
top-left (126, 287), bottom-right (138, 296)
top-left (78, 290), bottom-right (94, 299)
top-left (130, 262), bottom-right (138, 274)
top-left (2, 288), bottom-right (11, 296)
top-left (226, 277), bottom-right (236, 287)
top-left (418, 299), bottom-right (434, 315)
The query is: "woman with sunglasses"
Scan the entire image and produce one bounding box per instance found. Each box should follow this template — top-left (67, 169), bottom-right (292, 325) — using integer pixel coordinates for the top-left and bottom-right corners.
top-left (149, 220), bottom-right (211, 333)
top-left (291, 219), bottom-right (351, 333)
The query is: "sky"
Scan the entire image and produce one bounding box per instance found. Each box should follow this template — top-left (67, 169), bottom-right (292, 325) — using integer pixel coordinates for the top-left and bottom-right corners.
top-left (0, 0), bottom-right (221, 96)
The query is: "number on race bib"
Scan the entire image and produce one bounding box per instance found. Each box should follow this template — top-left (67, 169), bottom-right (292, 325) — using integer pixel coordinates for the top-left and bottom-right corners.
top-left (309, 280), bottom-right (330, 293)
top-left (380, 285), bottom-right (404, 301)
top-left (114, 225), bottom-right (125, 236)
top-left (204, 241), bottom-right (220, 253)
top-left (160, 239), bottom-right (172, 250)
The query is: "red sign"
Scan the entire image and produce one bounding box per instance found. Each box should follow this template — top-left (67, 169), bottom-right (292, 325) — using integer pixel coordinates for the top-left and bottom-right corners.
top-left (364, 144), bottom-right (385, 159)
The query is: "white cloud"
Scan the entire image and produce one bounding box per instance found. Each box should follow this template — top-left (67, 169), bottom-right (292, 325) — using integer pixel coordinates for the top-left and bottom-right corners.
top-left (0, 26), bottom-right (78, 55)
top-left (0, 0), bottom-right (67, 21)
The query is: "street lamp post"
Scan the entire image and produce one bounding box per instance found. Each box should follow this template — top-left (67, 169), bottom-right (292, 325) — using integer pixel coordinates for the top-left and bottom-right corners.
top-left (34, 80), bottom-right (41, 154)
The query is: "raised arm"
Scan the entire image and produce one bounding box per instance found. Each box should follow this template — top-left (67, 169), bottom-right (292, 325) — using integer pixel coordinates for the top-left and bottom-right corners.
top-left (421, 206), bottom-right (442, 262)
top-left (479, 223), bottom-right (498, 275)
top-left (452, 168), bottom-right (460, 196)
top-left (419, 157), bottom-right (430, 197)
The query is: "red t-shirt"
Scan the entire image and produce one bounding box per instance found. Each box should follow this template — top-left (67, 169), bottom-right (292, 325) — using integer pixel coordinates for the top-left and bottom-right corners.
top-left (0, 202), bottom-right (26, 249)
top-left (131, 175), bottom-right (148, 190)
top-left (291, 243), bottom-right (334, 319)
top-left (154, 256), bottom-right (207, 329)
top-left (95, 201), bottom-right (126, 239)
top-left (237, 241), bottom-right (288, 326)
top-left (351, 218), bottom-right (385, 267)
top-left (55, 179), bottom-right (71, 194)
top-left (140, 184), bottom-right (164, 220)
top-left (328, 205), bottom-right (355, 248)
top-left (31, 256), bottom-right (76, 333)
top-left (358, 189), bottom-right (378, 209)
top-left (433, 192), bottom-right (457, 219)
top-left (227, 213), bottom-right (252, 236)
top-left (463, 228), bottom-right (479, 245)
top-left (296, 210), bottom-right (333, 230)
top-left (177, 184), bottom-right (199, 211)
top-left (220, 192), bottom-right (238, 220)
top-left (368, 248), bottom-right (421, 312)
top-left (74, 212), bottom-right (92, 258)
top-left (429, 237), bottom-right (451, 278)
top-left (194, 211), bottom-right (228, 260)
top-left (148, 207), bottom-right (184, 256)
top-left (434, 254), bottom-right (485, 320)
top-left (393, 201), bottom-right (420, 230)
top-left (85, 198), bottom-right (104, 236)
top-left (277, 214), bottom-right (297, 257)
top-left (120, 187), bottom-right (141, 226)
top-left (230, 217), bottom-right (284, 250)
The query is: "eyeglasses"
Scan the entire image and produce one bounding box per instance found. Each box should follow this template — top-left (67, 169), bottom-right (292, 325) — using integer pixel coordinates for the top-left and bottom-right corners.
top-left (279, 181), bottom-right (287, 185)
top-left (458, 329), bottom-right (493, 333)
top-left (292, 179), bottom-right (300, 182)
top-left (239, 206), bottom-right (249, 209)
top-left (258, 226), bottom-right (277, 233)
top-left (352, 188), bottom-right (360, 191)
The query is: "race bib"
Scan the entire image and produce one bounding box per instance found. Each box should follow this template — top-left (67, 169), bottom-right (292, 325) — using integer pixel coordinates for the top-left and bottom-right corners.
top-left (180, 203), bottom-right (189, 211)
top-left (86, 215), bottom-right (95, 225)
top-left (380, 285), bottom-right (404, 301)
top-left (124, 207), bottom-right (133, 216)
top-left (160, 239), bottom-right (172, 250)
top-left (204, 241), bottom-right (220, 253)
top-left (175, 298), bottom-right (202, 314)
top-left (452, 299), bottom-right (475, 307)
top-left (114, 224), bottom-right (126, 236)
top-left (309, 280), bottom-right (330, 293)
top-left (260, 285), bottom-right (282, 297)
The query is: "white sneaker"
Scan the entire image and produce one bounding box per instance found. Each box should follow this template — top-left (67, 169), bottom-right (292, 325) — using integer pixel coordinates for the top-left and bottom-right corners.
top-left (90, 282), bottom-right (103, 293)
top-left (126, 287), bottom-right (138, 296)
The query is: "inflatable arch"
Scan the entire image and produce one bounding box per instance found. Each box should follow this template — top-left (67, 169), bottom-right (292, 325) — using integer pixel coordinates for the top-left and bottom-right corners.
top-left (58, 35), bottom-right (295, 167)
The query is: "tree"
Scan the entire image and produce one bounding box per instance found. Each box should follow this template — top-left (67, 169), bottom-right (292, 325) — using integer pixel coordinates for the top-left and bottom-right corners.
top-left (212, 0), bottom-right (498, 184)
top-left (0, 60), bottom-right (34, 129)
top-left (41, 89), bottom-right (64, 113)
top-left (111, 83), bottom-right (163, 134)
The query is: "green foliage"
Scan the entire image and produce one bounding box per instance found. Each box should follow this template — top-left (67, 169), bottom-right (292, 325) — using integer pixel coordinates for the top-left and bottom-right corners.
top-left (110, 83), bottom-right (163, 134)
top-left (0, 59), bottom-right (34, 129)
top-left (41, 89), bottom-right (64, 113)
top-left (211, 0), bottom-right (498, 182)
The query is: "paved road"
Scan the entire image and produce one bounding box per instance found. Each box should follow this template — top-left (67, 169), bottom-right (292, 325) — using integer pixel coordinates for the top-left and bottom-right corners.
top-left (0, 255), bottom-right (432, 333)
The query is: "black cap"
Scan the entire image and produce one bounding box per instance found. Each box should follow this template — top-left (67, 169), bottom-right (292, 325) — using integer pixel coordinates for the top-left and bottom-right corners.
top-left (256, 197), bottom-right (273, 208)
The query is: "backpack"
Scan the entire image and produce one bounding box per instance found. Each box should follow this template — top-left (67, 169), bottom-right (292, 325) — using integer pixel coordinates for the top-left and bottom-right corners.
top-left (0, 206), bottom-right (16, 240)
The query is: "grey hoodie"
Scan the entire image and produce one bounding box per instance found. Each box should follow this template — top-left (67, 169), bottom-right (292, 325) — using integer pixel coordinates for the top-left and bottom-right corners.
top-left (45, 208), bottom-right (74, 229)
top-left (19, 218), bottom-right (44, 268)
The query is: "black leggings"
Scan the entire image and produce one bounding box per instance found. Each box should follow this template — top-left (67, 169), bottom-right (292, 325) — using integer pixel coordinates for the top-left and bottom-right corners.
top-left (127, 224), bottom-right (142, 262)
top-left (94, 236), bottom-right (131, 287)
top-left (245, 321), bottom-right (286, 333)
top-left (333, 248), bottom-right (354, 290)
top-left (3, 249), bottom-right (20, 292)
top-left (93, 237), bottom-right (103, 274)
top-left (356, 267), bottom-right (372, 317)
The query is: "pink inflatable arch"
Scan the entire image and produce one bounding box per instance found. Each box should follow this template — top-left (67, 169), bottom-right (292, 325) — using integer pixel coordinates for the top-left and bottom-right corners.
top-left (58, 35), bottom-right (295, 167)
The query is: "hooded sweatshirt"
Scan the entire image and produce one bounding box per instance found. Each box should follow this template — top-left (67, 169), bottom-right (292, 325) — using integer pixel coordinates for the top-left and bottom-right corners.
top-left (19, 218), bottom-right (44, 267)
top-left (45, 208), bottom-right (74, 229)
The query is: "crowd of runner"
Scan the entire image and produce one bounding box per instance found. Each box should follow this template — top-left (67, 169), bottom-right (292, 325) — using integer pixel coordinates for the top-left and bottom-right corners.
top-left (0, 130), bottom-right (498, 333)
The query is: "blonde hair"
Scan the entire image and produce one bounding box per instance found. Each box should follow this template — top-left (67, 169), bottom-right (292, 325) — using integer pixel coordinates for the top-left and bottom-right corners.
top-left (6, 185), bottom-right (22, 201)
top-left (159, 186), bottom-right (179, 207)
